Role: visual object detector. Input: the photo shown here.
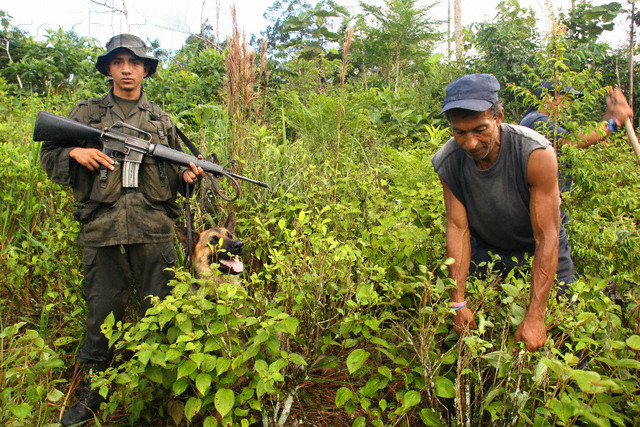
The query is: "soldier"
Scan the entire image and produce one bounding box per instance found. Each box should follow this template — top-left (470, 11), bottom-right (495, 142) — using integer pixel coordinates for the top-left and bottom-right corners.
top-left (40, 34), bottom-right (205, 425)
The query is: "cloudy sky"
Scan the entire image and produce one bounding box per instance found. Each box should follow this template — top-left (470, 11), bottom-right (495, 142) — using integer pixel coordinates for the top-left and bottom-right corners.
top-left (4, 0), bottom-right (624, 52)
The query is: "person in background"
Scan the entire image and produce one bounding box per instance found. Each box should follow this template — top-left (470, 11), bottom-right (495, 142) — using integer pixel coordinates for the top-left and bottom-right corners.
top-left (519, 81), bottom-right (633, 194)
top-left (431, 73), bottom-right (575, 352)
top-left (40, 34), bottom-right (205, 426)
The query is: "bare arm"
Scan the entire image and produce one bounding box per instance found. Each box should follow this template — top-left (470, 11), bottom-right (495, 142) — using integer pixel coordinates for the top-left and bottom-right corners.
top-left (514, 146), bottom-right (560, 351)
top-left (441, 178), bottom-right (477, 333)
top-left (561, 88), bottom-right (633, 149)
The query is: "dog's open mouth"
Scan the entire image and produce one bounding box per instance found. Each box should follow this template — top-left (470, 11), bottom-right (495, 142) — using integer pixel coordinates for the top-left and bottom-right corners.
top-left (219, 255), bottom-right (244, 274)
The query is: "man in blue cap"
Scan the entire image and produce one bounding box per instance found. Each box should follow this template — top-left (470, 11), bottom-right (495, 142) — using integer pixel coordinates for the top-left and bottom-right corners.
top-left (431, 73), bottom-right (575, 352)
top-left (520, 80), bottom-right (633, 194)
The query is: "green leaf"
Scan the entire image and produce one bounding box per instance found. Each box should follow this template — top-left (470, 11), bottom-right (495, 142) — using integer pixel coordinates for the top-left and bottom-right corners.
top-left (570, 369), bottom-right (601, 393)
top-left (434, 376), bottom-right (456, 399)
top-left (185, 397), bottom-right (202, 421)
top-left (215, 388), bottom-right (235, 417)
top-left (146, 366), bottom-right (164, 384)
top-left (288, 352), bottom-right (308, 366)
top-left (335, 387), bottom-right (353, 407)
top-left (500, 283), bottom-right (520, 298)
top-left (617, 358), bottom-right (640, 369)
top-left (362, 376), bottom-right (386, 398)
top-left (254, 359), bottom-right (268, 374)
top-left (378, 366), bottom-right (392, 380)
top-left (216, 357), bottom-right (231, 375)
top-left (549, 398), bottom-right (575, 423)
top-left (177, 359), bottom-right (198, 380)
top-left (47, 388), bottom-right (65, 403)
top-left (190, 352), bottom-right (205, 368)
top-left (352, 416), bottom-right (366, 427)
top-left (280, 316), bottom-right (299, 335)
top-left (346, 349), bottom-right (370, 374)
top-left (7, 403), bottom-right (31, 419)
top-left (626, 335), bottom-right (640, 350)
top-left (137, 349), bottom-right (152, 366)
top-left (164, 348), bottom-right (182, 362)
top-left (196, 373), bottom-right (212, 396)
top-left (173, 378), bottom-right (189, 396)
top-left (420, 408), bottom-right (442, 426)
top-left (402, 390), bottom-right (421, 409)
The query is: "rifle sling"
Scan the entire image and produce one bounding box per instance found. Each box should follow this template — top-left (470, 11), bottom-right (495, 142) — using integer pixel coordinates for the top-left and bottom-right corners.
top-left (184, 182), bottom-right (194, 270)
top-left (175, 127), bottom-right (199, 271)
top-left (175, 126), bottom-right (203, 158)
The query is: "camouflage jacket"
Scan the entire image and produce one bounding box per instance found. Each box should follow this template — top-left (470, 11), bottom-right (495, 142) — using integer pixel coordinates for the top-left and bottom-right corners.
top-left (40, 90), bottom-right (187, 247)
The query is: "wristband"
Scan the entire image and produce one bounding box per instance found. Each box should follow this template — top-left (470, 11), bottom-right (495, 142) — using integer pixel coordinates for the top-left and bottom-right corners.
top-left (607, 118), bottom-right (620, 133)
top-left (451, 300), bottom-right (467, 310)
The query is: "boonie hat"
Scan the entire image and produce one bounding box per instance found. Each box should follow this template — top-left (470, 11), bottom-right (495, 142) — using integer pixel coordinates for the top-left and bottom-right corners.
top-left (441, 73), bottom-right (500, 114)
top-left (537, 80), bottom-right (583, 100)
top-left (96, 34), bottom-right (159, 77)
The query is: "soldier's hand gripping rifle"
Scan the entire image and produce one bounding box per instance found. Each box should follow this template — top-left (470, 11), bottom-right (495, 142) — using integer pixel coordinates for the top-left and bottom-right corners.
top-left (33, 111), bottom-right (268, 201)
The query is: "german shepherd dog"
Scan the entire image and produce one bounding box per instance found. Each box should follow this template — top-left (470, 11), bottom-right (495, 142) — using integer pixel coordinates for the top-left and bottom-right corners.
top-left (176, 212), bottom-right (244, 284)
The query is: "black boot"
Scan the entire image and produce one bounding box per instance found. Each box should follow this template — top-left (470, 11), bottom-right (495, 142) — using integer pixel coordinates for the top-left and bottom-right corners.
top-left (60, 367), bottom-right (105, 426)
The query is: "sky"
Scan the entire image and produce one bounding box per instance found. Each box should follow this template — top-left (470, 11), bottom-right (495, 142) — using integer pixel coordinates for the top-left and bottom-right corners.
top-left (3, 0), bottom-right (627, 52)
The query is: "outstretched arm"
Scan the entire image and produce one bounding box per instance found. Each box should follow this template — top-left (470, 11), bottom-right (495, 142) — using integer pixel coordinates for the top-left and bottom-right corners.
top-left (441, 178), bottom-right (477, 333)
top-left (515, 146), bottom-right (560, 351)
top-left (561, 87), bottom-right (633, 148)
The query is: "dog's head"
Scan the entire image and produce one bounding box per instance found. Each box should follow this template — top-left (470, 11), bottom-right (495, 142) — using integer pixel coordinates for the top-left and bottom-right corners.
top-left (176, 212), bottom-right (244, 279)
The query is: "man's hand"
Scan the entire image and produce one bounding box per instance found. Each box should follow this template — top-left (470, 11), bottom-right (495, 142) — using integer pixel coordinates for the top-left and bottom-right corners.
top-left (183, 161), bottom-right (206, 185)
top-left (514, 315), bottom-right (547, 352)
top-left (452, 306), bottom-right (478, 335)
top-left (69, 147), bottom-right (115, 171)
top-left (606, 87), bottom-right (634, 124)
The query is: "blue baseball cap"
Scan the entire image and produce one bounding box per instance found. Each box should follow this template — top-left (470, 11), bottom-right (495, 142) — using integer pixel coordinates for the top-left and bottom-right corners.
top-left (537, 80), bottom-right (583, 99)
top-left (441, 73), bottom-right (500, 114)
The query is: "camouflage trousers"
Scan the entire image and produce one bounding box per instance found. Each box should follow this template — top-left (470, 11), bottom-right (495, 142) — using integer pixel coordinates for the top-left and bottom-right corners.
top-left (76, 241), bottom-right (177, 366)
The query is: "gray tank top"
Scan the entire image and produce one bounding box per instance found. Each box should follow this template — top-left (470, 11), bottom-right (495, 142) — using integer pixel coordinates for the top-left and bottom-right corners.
top-left (432, 123), bottom-right (551, 250)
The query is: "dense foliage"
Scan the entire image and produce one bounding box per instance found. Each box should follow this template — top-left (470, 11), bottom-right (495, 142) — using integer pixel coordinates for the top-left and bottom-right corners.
top-left (1, 1), bottom-right (640, 426)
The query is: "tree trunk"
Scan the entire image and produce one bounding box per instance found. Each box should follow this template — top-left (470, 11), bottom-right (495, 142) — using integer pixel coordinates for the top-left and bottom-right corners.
top-left (395, 40), bottom-right (400, 92)
top-left (447, 0), bottom-right (452, 61)
top-left (360, 30), bottom-right (368, 90)
top-left (629, 1), bottom-right (635, 116)
top-left (454, 0), bottom-right (463, 61)
top-left (4, 40), bottom-right (23, 88)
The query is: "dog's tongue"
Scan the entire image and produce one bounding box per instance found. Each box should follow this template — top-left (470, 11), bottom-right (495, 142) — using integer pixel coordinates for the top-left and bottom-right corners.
top-left (221, 256), bottom-right (244, 273)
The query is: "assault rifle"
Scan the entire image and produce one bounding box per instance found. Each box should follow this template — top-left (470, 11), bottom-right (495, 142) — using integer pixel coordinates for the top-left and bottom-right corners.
top-left (33, 111), bottom-right (268, 201)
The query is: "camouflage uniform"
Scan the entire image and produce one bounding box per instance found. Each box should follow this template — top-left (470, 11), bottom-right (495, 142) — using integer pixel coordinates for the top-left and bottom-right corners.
top-left (40, 89), bottom-right (187, 366)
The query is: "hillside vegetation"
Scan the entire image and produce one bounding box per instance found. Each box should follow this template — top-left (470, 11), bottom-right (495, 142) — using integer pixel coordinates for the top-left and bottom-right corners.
top-left (1, 1), bottom-right (640, 426)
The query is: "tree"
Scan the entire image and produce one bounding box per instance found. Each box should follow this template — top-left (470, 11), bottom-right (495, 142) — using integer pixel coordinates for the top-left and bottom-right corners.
top-left (359, 0), bottom-right (441, 91)
top-left (262, 0), bottom-right (313, 55)
top-left (0, 10), bottom-right (29, 88)
top-left (453, 0), bottom-right (463, 61)
top-left (4, 28), bottom-right (101, 95)
top-left (267, 0), bottom-right (350, 85)
top-left (560, 0), bottom-right (623, 42)
top-left (469, 0), bottom-right (539, 118)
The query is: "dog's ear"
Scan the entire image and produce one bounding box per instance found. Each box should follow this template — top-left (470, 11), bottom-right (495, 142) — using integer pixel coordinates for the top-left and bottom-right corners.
top-left (223, 211), bottom-right (237, 234)
top-left (175, 226), bottom-right (200, 252)
top-left (208, 153), bottom-right (220, 165)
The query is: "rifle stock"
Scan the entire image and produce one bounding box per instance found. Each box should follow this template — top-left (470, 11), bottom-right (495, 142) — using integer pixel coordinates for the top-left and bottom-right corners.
top-left (34, 111), bottom-right (105, 143)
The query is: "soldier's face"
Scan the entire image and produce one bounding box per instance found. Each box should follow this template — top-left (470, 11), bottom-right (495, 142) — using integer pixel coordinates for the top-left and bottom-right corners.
top-left (106, 50), bottom-right (149, 99)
